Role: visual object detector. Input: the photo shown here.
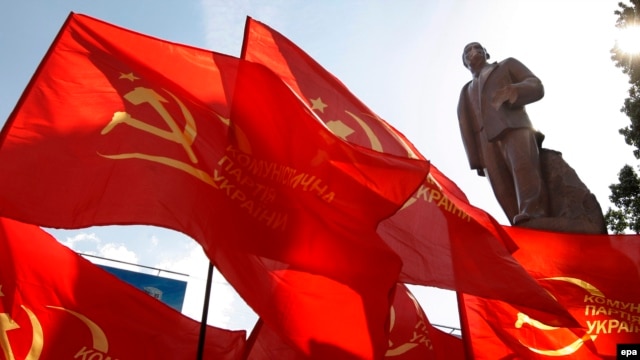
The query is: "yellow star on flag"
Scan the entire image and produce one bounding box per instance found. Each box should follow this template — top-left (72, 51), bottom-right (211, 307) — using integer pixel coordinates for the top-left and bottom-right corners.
top-left (310, 97), bottom-right (328, 113)
top-left (119, 72), bottom-right (140, 81)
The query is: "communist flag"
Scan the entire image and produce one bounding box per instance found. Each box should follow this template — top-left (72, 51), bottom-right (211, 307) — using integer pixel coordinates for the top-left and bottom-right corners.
top-left (385, 284), bottom-right (466, 360)
top-left (244, 284), bottom-right (466, 360)
top-left (241, 16), bottom-right (576, 327)
top-left (460, 227), bottom-right (640, 359)
top-left (0, 217), bottom-right (246, 359)
top-left (0, 13), bottom-right (430, 358)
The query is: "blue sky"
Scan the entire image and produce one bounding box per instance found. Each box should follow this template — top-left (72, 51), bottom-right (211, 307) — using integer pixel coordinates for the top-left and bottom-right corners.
top-left (0, 0), bottom-right (634, 335)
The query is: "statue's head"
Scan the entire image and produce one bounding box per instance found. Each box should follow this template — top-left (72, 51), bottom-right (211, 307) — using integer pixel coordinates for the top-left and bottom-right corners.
top-left (462, 42), bottom-right (490, 69)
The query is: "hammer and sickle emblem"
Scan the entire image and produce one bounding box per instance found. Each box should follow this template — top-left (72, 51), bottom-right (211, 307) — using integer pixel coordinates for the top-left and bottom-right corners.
top-left (516, 277), bottom-right (600, 356)
top-left (385, 289), bottom-right (432, 357)
top-left (102, 87), bottom-right (198, 164)
top-left (47, 306), bottom-right (110, 353)
top-left (0, 305), bottom-right (43, 360)
top-left (318, 101), bottom-right (418, 159)
top-left (100, 86), bottom-right (224, 186)
top-left (323, 107), bottom-right (422, 212)
top-left (386, 305), bottom-right (420, 356)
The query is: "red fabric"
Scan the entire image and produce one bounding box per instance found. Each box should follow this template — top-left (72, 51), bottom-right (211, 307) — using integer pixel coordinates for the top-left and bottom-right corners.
top-left (0, 13), bottom-right (430, 359)
top-left (0, 217), bottom-right (246, 360)
top-left (428, 326), bottom-right (466, 360)
top-left (241, 17), bottom-right (576, 327)
top-left (214, 248), bottom-right (407, 359)
top-left (244, 284), bottom-right (466, 360)
top-left (385, 284), bottom-right (466, 360)
top-left (240, 18), bottom-right (419, 159)
top-left (245, 319), bottom-right (307, 360)
top-left (461, 227), bottom-right (640, 359)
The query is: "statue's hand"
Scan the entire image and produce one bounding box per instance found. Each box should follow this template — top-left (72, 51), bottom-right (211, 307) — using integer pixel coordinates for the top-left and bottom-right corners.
top-left (491, 85), bottom-right (518, 110)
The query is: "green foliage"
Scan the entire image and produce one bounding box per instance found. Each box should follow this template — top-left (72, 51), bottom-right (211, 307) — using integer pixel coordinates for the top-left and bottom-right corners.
top-left (605, 165), bottom-right (640, 233)
top-left (607, 1), bottom-right (640, 233)
top-left (612, 0), bottom-right (640, 158)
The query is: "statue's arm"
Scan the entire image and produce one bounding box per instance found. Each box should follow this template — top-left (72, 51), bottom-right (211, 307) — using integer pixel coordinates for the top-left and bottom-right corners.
top-left (504, 57), bottom-right (544, 107)
top-left (491, 57), bottom-right (544, 110)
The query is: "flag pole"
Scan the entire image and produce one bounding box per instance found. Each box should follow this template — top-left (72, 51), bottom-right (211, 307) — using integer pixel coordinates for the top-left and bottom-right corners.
top-left (242, 318), bottom-right (263, 359)
top-left (456, 291), bottom-right (473, 360)
top-left (196, 261), bottom-right (215, 360)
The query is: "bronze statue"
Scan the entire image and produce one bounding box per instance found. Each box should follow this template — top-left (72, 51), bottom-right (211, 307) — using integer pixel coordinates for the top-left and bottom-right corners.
top-left (457, 42), bottom-right (549, 225)
top-left (456, 42), bottom-right (606, 234)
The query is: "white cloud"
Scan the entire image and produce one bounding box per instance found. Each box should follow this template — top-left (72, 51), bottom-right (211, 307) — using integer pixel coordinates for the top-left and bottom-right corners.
top-left (154, 243), bottom-right (257, 332)
top-left (150, 235), bottom-right (159, 247)
top-left (59, 232), bottom-right (99, 250)
top-left (154, 241), bottom-right (208, 275)
top-left (97, 242), bottom-right (139, 265)
top-left (53, 229), bottom-right (140, 271)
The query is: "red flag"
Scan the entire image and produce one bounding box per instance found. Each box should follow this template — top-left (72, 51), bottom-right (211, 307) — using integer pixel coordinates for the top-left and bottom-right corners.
top-left (0, 13), bottom-right (430, 358)
top-left (241, 17), bottom-right (577, 327)
top-left (244, 284), bottom-right (466, 360)
top-left (428, 325), bottom-right (467, 360)
top-left (385, 284), bottom-right (466, 360)
top-left (461, 227), bottom-right (640, 359)
top-left (0, 217), bottom-right (246, 360)
top-left (244, 319), bottom-right (306, 360)
top-left (214, 247), bottom-right (408, 359)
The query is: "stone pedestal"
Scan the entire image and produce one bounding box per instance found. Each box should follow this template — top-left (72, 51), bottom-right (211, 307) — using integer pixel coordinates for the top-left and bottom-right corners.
top-left (519, 148), bottom-right (607, 234)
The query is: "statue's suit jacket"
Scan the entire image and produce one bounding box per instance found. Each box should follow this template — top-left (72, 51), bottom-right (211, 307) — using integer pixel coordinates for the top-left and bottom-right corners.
top-left (457, 57), bottom-right (544, 171)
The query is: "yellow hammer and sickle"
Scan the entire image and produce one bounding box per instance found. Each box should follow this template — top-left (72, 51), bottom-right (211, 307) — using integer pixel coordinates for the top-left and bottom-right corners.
top-left (385, 290), bottom-right (431, 357)
top-left (326, 109), bottom-right (419, 159)
top-left (386, 304), bottom-right (420, 356)
top-left (102, 87), bottom-right (198, 164)
top-left (0, 305), bottom-right (44, 360)
top-left (517, 277), bottom-right (601, 356)
top-left (329, 110), bottom-right (421, 212)
top-left (100, 86), bottom-right (225, 186)
top-left (100, 85), bottom-right (258, 189)
top-left (47, 306), bottom-right (108, 353)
